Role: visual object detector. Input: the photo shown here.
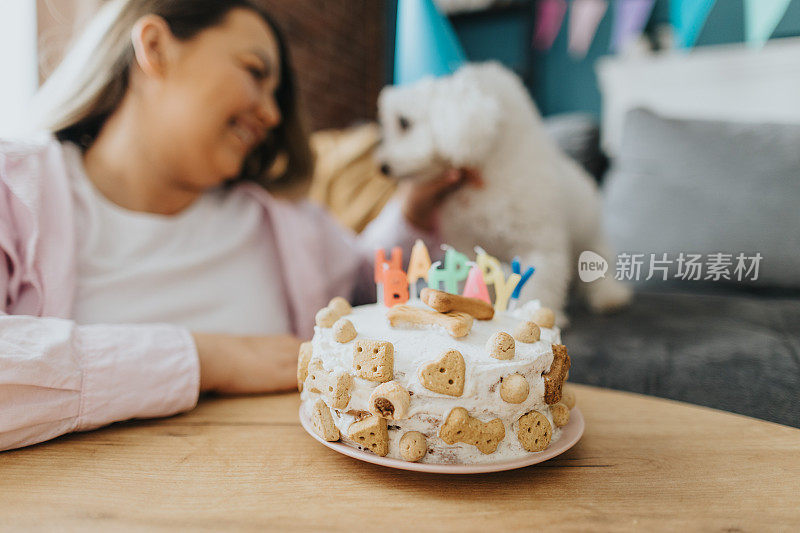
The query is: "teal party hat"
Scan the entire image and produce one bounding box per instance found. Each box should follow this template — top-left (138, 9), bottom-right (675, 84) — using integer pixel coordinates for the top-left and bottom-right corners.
top-left (394, 0), bottom-right (467, 85)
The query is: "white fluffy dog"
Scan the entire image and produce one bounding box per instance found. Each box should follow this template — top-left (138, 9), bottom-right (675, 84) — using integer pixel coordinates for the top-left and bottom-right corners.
top-left (377, 62), bottom-right (631, 321)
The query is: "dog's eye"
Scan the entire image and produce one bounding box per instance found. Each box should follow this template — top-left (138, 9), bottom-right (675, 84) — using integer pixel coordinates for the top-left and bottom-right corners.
top-left (398, 116), bottom-right (411, 132)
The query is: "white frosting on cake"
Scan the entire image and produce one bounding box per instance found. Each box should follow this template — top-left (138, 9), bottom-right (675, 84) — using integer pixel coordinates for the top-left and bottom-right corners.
top-left (301, 299), bottom-right (564, 464)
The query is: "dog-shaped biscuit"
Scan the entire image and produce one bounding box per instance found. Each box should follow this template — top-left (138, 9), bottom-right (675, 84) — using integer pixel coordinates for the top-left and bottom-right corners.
top-left (439, 407), bottom-right (505, 454)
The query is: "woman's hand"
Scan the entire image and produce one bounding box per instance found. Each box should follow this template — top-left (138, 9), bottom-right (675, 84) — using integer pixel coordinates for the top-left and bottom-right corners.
top-left (398, 167), bottom-right (483, 232)
top-left (192, 332), bottom-right (302, 394)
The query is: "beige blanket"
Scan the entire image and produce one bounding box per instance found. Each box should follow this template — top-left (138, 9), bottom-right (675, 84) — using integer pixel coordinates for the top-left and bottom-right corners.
top-left (309, 123), bottom-right (397, 233)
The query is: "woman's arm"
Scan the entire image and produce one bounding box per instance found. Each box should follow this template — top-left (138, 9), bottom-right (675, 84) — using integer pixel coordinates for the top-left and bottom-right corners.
top-left (0, 318), bottom-right (302, 451)
top-left (0, 313), bottom-right (199, 452)
top-left (1, 245), bottom-right (200, 452)
top-left (192, 332), bottom-right (301, 394)
top-left (0, 239), bottom-right (303, 453)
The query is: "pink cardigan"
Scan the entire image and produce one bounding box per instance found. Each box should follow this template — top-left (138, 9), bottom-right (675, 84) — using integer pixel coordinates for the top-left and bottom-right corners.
top-left (0, 139), bottom-right (434, 451)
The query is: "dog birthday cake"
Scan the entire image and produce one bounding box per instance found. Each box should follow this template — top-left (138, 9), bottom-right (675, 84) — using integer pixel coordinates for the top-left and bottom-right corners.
top-left (298, 242), bottom-right (575, 464)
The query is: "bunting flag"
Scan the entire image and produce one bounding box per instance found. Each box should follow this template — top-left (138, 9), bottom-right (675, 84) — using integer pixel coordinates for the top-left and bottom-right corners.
top-left (744, 0), bottom-right (791, 48)
top-left (610, 0), bottom-right (655, 53)
top-left (670, 0), bottom-right (716, 49)
top-left (568, 0), bottom-right (608, 58)
top-left (533, 0), bottom-right (568, 51)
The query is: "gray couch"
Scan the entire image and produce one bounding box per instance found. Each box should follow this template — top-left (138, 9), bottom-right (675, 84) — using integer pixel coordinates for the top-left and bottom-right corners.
top-left (548, 109), bottom-right (800, 428)
top-left (565, 285), bottom-right (800, 427)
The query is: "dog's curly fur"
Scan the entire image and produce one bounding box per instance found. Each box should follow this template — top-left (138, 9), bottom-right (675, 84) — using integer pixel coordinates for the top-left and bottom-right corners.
top-left (377, 62), bottom-right (631, 322)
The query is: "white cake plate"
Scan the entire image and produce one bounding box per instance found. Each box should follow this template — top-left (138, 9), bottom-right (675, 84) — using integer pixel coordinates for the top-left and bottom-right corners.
top-left (299, 406), bottom-right (584, 474)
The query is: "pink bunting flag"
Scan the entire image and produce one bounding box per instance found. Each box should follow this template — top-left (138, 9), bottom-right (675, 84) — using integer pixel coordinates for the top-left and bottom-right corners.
top-left (533, 0), bottom-right (568, 51)
top-left (610, 0), bottom-right (656, 53)
top-left (568, 0), bottom-right (609, 59)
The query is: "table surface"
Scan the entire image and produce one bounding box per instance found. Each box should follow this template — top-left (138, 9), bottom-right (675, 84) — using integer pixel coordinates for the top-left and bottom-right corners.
top-left (1, 384), bottom-right (798, 531)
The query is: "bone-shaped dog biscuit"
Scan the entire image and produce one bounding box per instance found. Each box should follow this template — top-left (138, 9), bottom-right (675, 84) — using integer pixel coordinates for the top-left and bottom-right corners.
top-left (439, 407), bottom-right (505, 454)
top-left (543, 344), bottom-right (571, 405)
top-left (307, 359), bottom-right (354, 409)
top-left (311, 399), bottom-right (340, 442)
top-left (386, 305), bottom-right (473, 338)
top-left (353, 339), bottom-right (394, 382)
top-left (419, 349), bottom-right (466, 396)
top-left (420, 288), bottom-right (494, 320)
top-left (348, 414), bottom-right (389, 456)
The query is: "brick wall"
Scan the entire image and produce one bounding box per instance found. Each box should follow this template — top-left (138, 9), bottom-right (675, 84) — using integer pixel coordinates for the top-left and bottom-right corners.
top-left (256, 1), bottom-right (388, 131)
top-left (39, 0), bottom-right (388, 132)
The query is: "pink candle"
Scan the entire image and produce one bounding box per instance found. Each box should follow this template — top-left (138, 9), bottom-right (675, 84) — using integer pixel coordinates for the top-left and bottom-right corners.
top-left (462, 264), bottom-right (491, 304)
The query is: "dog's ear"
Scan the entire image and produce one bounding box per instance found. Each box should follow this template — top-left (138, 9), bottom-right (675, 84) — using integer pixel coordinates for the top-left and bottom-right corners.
top-left (430, 77), bottom-right (501, 167)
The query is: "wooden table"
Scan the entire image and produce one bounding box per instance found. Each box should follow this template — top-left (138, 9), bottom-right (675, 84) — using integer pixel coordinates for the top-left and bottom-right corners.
top-left (1, 385), bottom-right (798, 531)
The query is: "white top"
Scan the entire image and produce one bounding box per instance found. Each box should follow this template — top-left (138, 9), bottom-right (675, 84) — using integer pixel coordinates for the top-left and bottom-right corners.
top-left (65, 144), bottom-right (289, 335)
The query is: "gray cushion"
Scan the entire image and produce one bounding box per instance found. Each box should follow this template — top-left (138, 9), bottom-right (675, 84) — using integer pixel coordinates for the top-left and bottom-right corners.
top-left (603, 109), bottom-right (800, 289)
top-left (564, 288), bottom-right (800, 428)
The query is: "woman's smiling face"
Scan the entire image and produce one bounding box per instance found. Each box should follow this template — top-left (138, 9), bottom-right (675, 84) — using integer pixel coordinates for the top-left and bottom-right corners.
top-left (146, 8), bottom-right (282, 188)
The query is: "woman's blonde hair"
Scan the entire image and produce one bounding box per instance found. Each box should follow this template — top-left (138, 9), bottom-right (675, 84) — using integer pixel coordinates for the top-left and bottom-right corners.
top-left (33, 0), bottom-right (313, 198)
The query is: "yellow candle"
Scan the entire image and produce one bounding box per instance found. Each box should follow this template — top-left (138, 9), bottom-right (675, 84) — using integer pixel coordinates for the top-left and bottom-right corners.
top-left (407, 239), bottom-right (432, 285)
top-left (475, 247), bottom-right (503, 287)
top-left (493, 272), bottom-right (521, 312)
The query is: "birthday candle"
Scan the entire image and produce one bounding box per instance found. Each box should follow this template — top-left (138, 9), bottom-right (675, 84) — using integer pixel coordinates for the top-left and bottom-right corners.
top-left (474, 246), bottom-right (503, 288)
top-left (383, 265), bottom-right (410, 307)
top-left (427, 261), bottom-right (444, 291)
top-left (510, 256), bottom-right (535, 300)
top-left (407, 239), bottom-right (432, 297)
top-left (462, 264), bottom-right (491, 304)
top-left (375, 247), bottom-right (403, 304)
top-left (428, 246), bottom-right (470, 293)
top-left (493, 271), bottom-right (522, 312)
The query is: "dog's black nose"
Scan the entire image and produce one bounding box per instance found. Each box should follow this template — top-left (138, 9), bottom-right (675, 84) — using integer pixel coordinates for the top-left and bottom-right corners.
top-left (379, 163), bottom-right (391, 176)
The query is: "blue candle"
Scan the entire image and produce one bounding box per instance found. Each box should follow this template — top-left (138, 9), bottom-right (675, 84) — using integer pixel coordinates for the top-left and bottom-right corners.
top-left (510, 256), bottom-right (535, 300)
